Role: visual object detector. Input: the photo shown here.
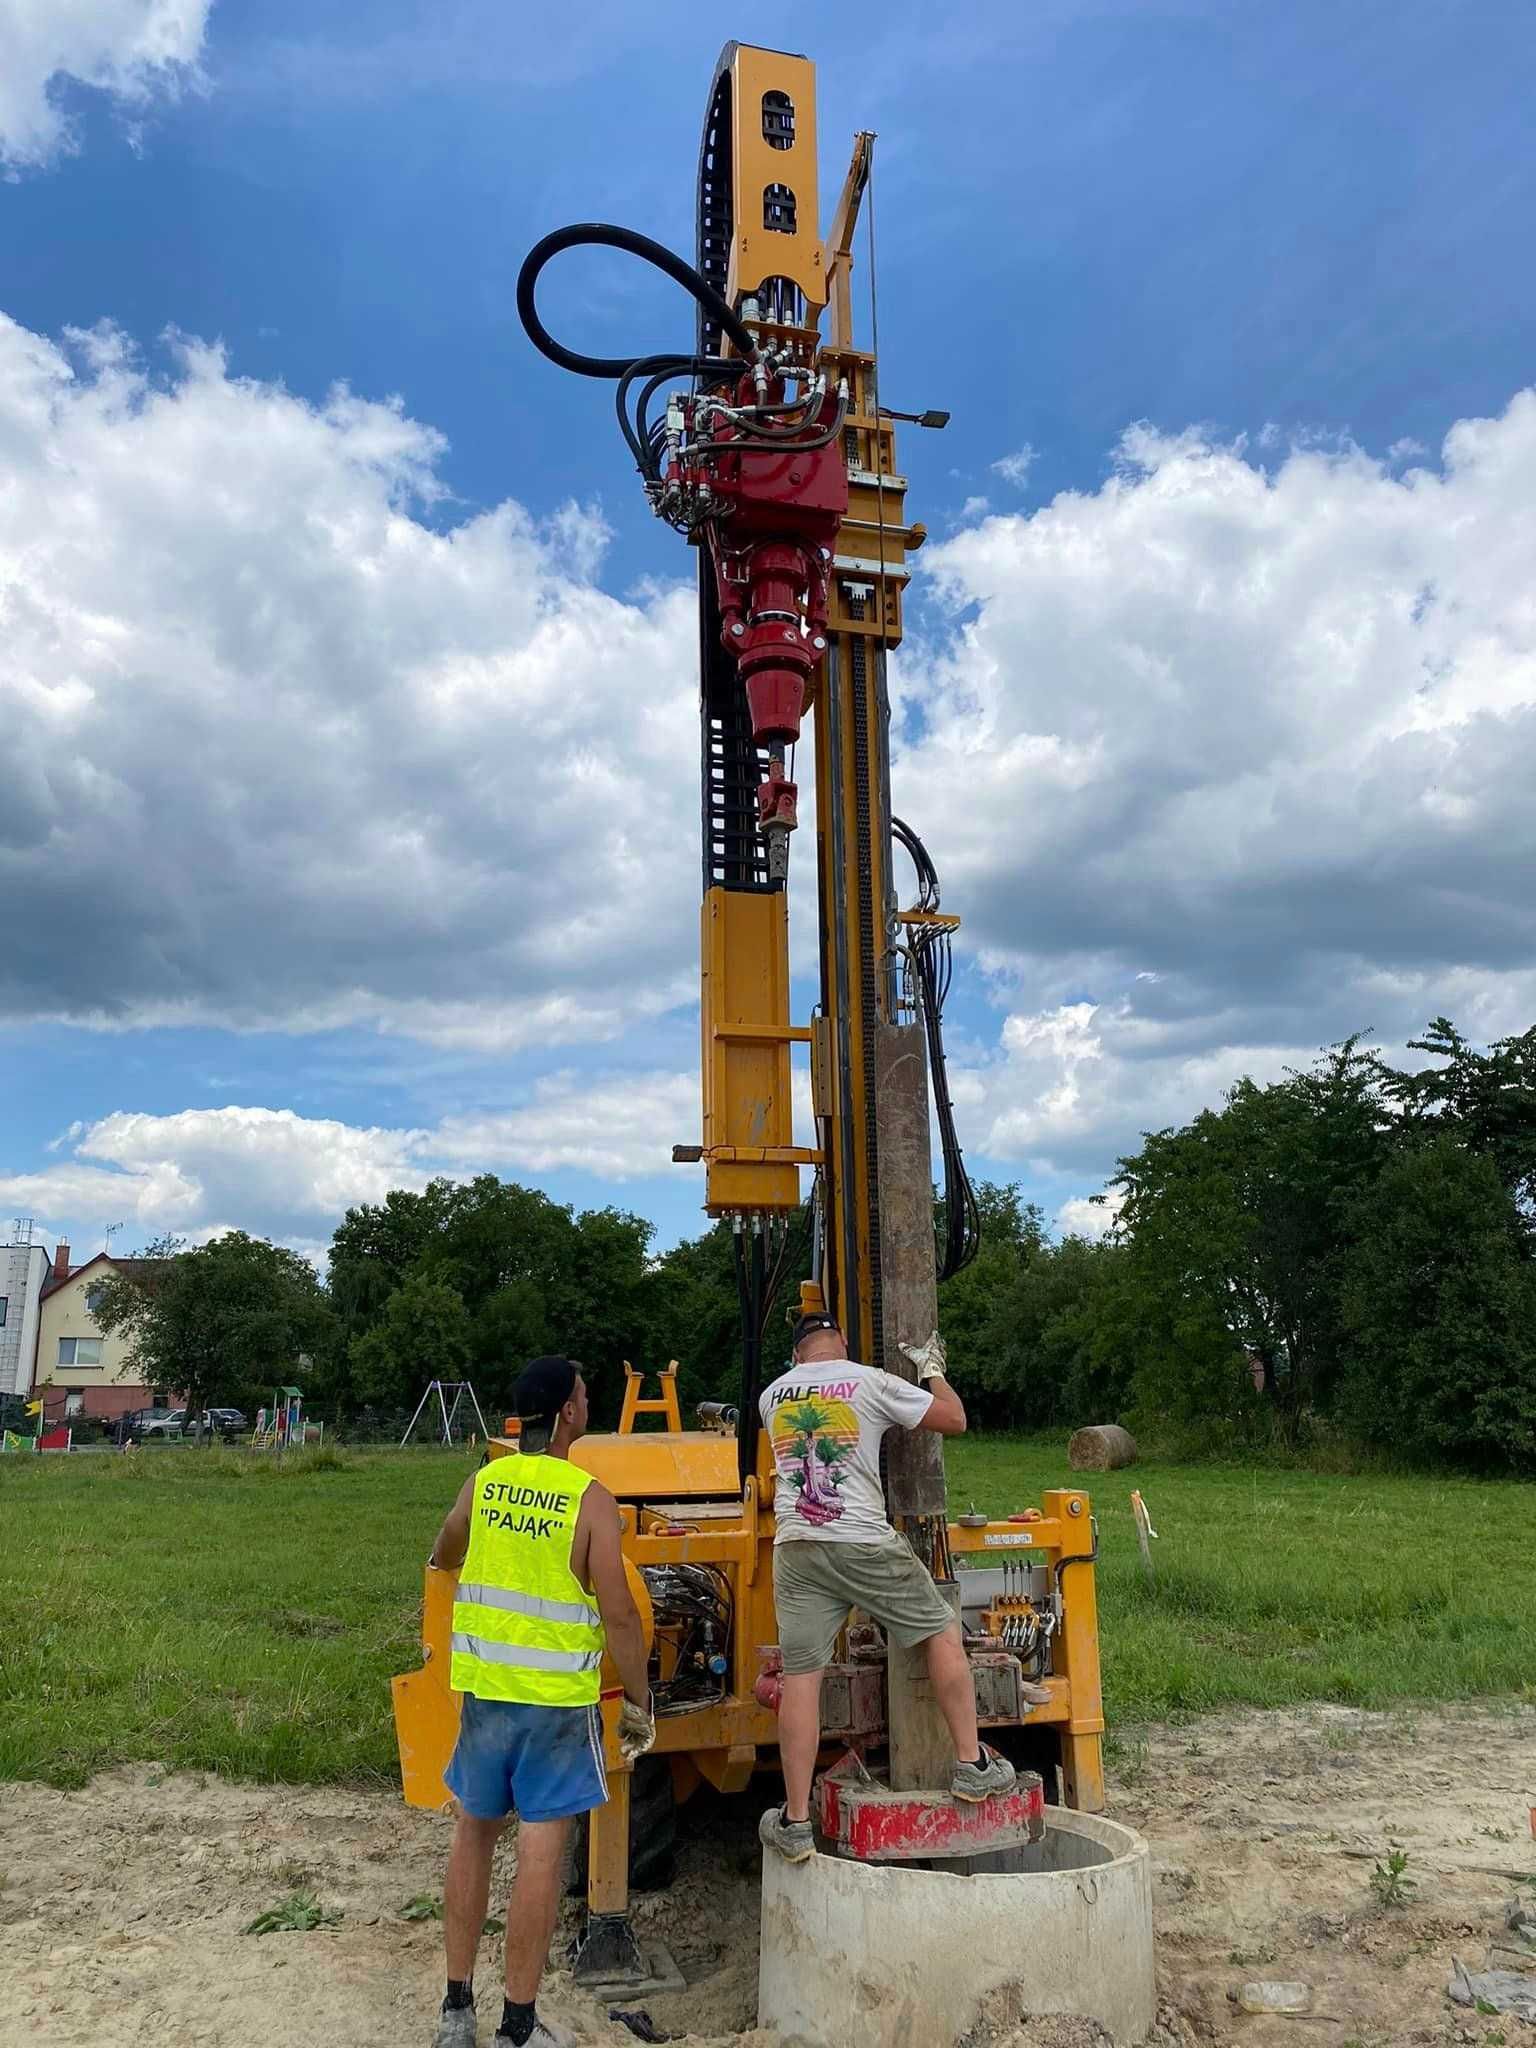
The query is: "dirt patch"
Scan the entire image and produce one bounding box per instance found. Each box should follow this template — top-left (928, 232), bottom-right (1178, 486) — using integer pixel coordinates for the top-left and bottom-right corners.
top-left (1116, 1697), bottom-right (1536, 2046)
top-left (1, 1702), bottom-right (1532, 2046)
top-left (957, 1990), bottom-right (1115, 2047)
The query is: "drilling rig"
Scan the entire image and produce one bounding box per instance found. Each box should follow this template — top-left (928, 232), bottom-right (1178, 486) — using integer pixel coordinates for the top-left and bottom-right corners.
top-left (393, 40), bottom-right (1104, 1990)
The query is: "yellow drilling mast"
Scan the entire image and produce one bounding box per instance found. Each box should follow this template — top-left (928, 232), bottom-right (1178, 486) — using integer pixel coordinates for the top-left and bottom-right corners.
top-left (393, 42), bottom-right (1105, 1990)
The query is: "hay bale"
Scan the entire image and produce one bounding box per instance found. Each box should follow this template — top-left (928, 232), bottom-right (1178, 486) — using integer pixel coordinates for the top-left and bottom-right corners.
top-left (1068, 1424), bottom-right (1138, 1471)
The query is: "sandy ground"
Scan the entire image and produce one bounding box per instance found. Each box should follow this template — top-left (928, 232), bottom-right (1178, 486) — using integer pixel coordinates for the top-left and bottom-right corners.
top-left (1, 1701), bottom-right (1532, 2048)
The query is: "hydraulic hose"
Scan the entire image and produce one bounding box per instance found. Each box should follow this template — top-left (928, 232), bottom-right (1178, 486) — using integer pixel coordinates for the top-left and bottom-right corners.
top-left (614, 352), bottom-right (695, 475)
top-left (516, 222), bottom-right (757, 380)
top-left (618, 352), bottom-right (737, 482)
top-left (893, 815), bottom-right (980, 1280)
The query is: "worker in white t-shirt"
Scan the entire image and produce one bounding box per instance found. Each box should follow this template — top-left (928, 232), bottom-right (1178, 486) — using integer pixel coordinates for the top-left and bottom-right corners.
top-left (756, 1311), bottom-right (1016, 1861)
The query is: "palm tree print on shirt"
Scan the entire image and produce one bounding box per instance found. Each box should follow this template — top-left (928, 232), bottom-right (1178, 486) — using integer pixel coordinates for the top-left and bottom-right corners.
top-left (768, 1395), bottom-right (859, 1526)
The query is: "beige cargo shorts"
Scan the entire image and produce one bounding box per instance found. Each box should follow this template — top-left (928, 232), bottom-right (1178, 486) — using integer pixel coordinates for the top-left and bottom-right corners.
top-left (773, 1531), bottom-right (955, 1675)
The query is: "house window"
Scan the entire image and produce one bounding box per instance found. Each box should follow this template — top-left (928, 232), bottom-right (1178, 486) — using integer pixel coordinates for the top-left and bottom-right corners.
top-left (57, 1338), bottom-right (103, 1367)
top-left (86, 1285), bottom-right (106, 1313)
top-left (65, 1393), bottom-right (84, 1419)
top-left (0, 1296), bottom-right (7, 1327)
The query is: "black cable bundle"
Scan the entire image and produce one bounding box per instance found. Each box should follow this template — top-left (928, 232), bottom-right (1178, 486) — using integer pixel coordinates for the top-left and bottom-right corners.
top-left (892, 817), bottom-right (980, 1280)
top-left (516, 222), bottom-right (844, 525)
top-left (644, 1563), bottom-right (734, 1716)
top-left (516, 222), bottom-right (756, 379)
top-left (515, 224), bottom-right (747, 513)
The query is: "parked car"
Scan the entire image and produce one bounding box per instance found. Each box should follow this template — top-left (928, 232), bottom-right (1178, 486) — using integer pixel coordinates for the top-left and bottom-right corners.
top-left (114, 1404), bottom-right (249, 1444)
top-left (137, 1408), bottom-right (187, 1438)
top-left (188, 1407), bottom-right (248, 1440)
top-left (113, 1406), bottom-right (172, 1442)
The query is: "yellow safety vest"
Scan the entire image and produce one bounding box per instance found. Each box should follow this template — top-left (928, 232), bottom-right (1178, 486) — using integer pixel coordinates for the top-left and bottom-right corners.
top-left (450, 1453), bottom-right (605, 1707)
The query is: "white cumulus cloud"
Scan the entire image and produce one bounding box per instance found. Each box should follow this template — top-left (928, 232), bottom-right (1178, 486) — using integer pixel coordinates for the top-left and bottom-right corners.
top-left (0, 1079), bottom-right (702, 1252)
top-left (10, 295), bottom-right (1536, 1245)
top-left (1055, 1191), bottom-right (1122, 1242)
top-left (896, 397), bottom-right (1536, 1198)
top-left (437, 1072), bottom-right (701, 1183)
top-left (0, 0), bottom-right (210, 169)
top-left (0, 314), bottom-right (700, 1049)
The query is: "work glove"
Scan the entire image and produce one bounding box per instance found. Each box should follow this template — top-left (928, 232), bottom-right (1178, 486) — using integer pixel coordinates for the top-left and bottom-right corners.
top-left (899, 1330), bottom-right (949, 1383)
top-left (617, 1692), bottom-right (656, 1763)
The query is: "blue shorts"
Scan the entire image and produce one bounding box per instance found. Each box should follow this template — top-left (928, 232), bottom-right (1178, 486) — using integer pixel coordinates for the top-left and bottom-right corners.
top-left (444, 1693), bottom-right (609, 1824)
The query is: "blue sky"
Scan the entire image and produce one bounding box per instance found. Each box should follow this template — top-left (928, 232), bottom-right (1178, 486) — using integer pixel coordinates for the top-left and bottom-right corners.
top-left (4, 0), bottom-right (1536, 1267)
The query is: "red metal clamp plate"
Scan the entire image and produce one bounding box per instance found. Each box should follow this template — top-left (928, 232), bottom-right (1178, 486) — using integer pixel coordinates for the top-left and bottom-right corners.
top-left (816, 1757), bottom-right (1046, 1863)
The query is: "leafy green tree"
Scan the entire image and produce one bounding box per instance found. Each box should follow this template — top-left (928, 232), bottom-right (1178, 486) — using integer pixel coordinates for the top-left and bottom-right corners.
top-left (542, 1205), bottom-right (659, 1412)
top-left (416, 1178), bottom-right (578, 1320)
top-left (311, 1013), bottom-right (1536, 1471)
top-left (328, 1175), bottom-right (677, 1424)
top-left (938, 1184), bottom-right (1046, 1405)
top-left (1377, 1017), bottom-right (1536, 1224)
top-left (637, 1213), bottom-right (814, 1414)
top-left (327, 1181), bottom-right (467, 1342)
top-left (639, 1223), bottom-right (746, 1408)
top-left (1338, 1138), bottom-right (1536, 1469)
top-left (473, 1279), bottom-right (552, 1381)
top-left (1023, 1234), bottom-right (1144, 1429)
top-left (1110, 1039), bottom-right (1387, 1424)
top-left (93, 1232), bottom-right (336, 1430)
top-left (348, 1271), bottom-right (473, 1412)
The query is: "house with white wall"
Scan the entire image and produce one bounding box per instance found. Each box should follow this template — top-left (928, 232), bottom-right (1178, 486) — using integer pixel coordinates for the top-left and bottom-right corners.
top-left (31, 1244), bottom-right (179, 1426)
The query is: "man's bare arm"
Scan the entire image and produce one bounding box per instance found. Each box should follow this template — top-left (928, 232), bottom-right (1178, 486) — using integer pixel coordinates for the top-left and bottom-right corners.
top-left (916, 1376), bottom-right (967, 1436)
top-left (578, 1485), bottom-right (650, 1707)
top-left (429, 1474), bottom-right (476, 1570)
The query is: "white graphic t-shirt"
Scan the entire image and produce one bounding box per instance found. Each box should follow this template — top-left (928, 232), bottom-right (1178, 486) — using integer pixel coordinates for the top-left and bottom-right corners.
top-left (758, 1356), bottom-right (934, 1544)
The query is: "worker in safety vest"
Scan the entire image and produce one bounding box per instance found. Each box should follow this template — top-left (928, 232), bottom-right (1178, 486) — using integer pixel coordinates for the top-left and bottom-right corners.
top-left (428, 1356), bottom-right (654, 2048)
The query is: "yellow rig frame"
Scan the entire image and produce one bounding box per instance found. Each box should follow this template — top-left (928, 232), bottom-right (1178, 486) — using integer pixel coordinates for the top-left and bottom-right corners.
top-left (393, 1372), bottom-right (1105, 1926)
top-left (393, 39), bottom-right (1107, 1950)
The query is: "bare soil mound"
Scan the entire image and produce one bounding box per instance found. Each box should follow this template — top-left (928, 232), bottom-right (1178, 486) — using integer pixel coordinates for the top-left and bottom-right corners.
top-left (2, 1701), bottom-right (1531, 2045)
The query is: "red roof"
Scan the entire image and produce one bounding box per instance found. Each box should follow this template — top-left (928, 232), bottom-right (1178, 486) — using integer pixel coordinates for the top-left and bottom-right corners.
top-left (39, 1251), bottom-right (172, 1301)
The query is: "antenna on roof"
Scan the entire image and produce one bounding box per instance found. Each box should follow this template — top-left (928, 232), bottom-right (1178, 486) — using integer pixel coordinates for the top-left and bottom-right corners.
top-left (104, 1222), bottom-right (126, 1256)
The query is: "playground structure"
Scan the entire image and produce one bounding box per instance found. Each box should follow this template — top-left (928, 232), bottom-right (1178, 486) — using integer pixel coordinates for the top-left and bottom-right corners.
top-left (399, 1379), bottom-right (490, 1448)
top-left (0, 1396), bottom-right (62, 1452)
top-left (252, 1385), bottom-right (322, 1450)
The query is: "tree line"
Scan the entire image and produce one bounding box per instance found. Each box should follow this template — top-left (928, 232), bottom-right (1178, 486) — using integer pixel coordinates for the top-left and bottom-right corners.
top-left (940, 1019), bottom-right (1536, 1471)
top-left (92, 1016), bottom-right (1536, 1471)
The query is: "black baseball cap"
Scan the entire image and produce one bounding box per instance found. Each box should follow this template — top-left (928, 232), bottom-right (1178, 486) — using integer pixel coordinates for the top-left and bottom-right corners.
top-left (790, 1312), bottom-right (840, 1350)
top-left (512, 1356), bottom-right (581, 1426)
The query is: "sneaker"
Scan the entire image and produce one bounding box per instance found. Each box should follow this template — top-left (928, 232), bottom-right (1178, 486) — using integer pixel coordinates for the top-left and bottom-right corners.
top-left (759, 1804), bottom-right (815, 1863)
top-left (951, 1745), bottom-right (1018, 1804)
top-left (433, 2002), bottom-right (477, 2048)
top-left (494, 2020), bottom-right (574, 2048)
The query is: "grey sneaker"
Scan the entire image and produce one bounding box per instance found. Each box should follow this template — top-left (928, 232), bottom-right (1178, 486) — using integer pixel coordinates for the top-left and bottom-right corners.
top-left (494, 2021), bottom-right (574, 2048)
top-left (759, 1804), bottom-right (815, 1863)
top-left (433, 2002), bottom-right (477, 2048)
top-left (951, 1745), bottom-right (1018, 1804)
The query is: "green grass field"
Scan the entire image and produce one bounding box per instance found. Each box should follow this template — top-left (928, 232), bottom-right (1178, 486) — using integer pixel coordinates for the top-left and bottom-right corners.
top-left (1, 1438), bottom-right (1532, 1788)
